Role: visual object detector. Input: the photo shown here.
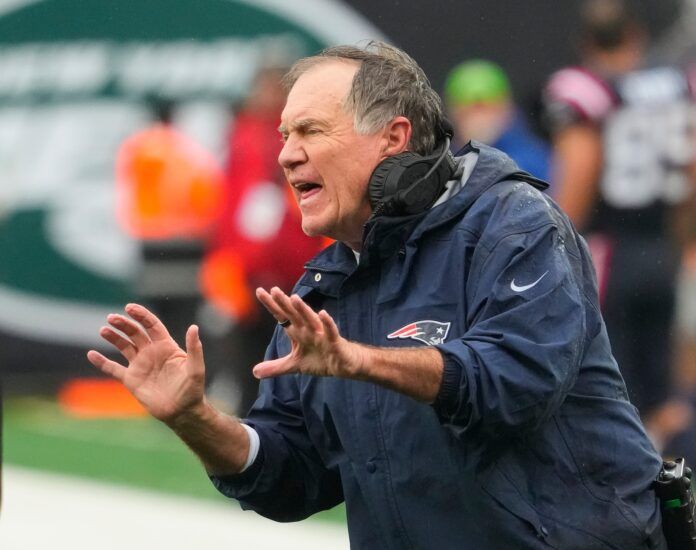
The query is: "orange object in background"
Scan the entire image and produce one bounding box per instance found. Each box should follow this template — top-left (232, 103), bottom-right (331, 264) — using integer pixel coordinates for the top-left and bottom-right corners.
top-left (116, 123), bottom-right (224, 240)
top-left (58, 378), bottom-right (147, 418)
top-left (199, 247), bottom-right (256, 322)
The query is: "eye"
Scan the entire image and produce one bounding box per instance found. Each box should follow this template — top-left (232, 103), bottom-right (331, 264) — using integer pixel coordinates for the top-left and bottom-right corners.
top-left (300, 124), bottom-right (323, 137)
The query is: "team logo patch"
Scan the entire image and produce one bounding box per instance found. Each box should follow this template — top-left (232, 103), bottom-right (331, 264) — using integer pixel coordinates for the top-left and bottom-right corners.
top-left (387, 320), bottom-right (451, 345)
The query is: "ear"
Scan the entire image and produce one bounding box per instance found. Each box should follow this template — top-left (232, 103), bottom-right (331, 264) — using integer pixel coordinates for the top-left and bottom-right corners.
top-left (381, 116), bottom-right (412, 157)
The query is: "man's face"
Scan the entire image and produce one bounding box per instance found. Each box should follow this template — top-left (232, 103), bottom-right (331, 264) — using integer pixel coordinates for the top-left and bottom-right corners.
top-left (278, 61), bottom-right (387, 249)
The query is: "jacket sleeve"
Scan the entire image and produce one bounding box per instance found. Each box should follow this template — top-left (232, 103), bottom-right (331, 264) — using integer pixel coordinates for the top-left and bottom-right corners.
top-left (209, 329), bottom-right (343, 522)
top-left (432, 217), bottom-right (586, 440)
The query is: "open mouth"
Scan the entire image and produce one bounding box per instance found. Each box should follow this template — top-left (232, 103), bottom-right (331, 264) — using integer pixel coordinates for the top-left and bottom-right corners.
top-left (294, 182), bottom-right (322, 199)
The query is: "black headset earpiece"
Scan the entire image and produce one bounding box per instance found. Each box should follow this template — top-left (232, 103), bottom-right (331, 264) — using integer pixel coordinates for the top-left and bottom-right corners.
top-left (368, 121), bottom-right (456, 217)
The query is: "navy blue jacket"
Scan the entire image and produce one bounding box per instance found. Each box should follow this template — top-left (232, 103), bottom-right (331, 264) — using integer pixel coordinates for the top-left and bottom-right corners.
top-left (213, 144), bottom-right (665, 549)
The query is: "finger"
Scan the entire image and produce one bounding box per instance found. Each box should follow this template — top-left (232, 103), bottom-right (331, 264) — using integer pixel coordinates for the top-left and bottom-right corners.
top-left (252, 356), bottom-right (294, 379)
top-left (107, 313), bottom-right (150, 349)
top-left (125, 303), bottom-right (172, 342)
top-left (256, 287), bottom-right (297, 325)
top-left (290, 294), bottom-right (323, 331)
top-left (269, 287), bottom-right (304, 326)
top-left (318, 310), bottom-right (341, 342)
top-left (256, 287), bottom-right (282, 318)
top-left (100, 326), bottom-right (137, 362)
top-left (86, 350), bottom-right (126, 382)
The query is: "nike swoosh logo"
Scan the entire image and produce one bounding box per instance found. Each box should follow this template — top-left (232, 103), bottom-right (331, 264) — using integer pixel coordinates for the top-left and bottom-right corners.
top-left (510, 271), bottom-right (549, 292)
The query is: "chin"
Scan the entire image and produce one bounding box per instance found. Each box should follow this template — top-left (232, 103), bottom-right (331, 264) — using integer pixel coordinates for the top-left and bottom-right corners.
top-left (301, 220), bottom-right (331, 239)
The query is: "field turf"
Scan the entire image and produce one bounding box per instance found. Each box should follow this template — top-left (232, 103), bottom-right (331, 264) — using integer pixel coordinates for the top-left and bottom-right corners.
top-left (3, 396), bottom-right (346, 524)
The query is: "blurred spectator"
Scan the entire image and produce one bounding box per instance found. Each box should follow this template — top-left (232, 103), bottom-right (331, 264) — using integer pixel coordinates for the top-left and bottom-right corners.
top-left (200, 68), bottom-right (326, 415)
top-left (444, 59), bottom-right (551, 182)
top-left (115, 96), bottom-right (224, 344)
top-left (543, 0), bottom-right (696, 451)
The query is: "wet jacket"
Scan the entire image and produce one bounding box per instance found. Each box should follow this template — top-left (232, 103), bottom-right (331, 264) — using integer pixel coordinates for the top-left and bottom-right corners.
top-left (212, 144), bottom-right (665, 549)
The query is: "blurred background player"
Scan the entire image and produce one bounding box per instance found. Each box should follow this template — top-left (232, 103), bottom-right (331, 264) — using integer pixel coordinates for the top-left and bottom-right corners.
top-left (444, 59), bottom-right (551, 182)
top-left (543, 0), bottom-right (696, 451)
top-left (199, 67), bottom-right (327, 415)
top-left (115, 96), bottom-right (224, 345)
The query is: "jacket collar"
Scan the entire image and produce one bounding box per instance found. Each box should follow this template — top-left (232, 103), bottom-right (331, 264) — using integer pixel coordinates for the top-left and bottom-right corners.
top-left (410, 141), bottom-right (548, 238)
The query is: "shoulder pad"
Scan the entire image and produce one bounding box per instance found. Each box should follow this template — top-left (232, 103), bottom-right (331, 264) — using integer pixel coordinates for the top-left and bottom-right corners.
top-left (544, 67), bottom-right (616, 125)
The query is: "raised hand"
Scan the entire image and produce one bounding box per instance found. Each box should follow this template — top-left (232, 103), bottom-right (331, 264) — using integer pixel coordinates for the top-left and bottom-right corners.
top-left (254, 287), bottom-right (367, 380)
top-left (86, 303), bottom-right (206, 423)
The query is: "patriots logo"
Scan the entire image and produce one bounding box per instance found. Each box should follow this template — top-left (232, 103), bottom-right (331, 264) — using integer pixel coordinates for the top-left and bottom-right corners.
top-left (387, 320), bottom-right (451, 345)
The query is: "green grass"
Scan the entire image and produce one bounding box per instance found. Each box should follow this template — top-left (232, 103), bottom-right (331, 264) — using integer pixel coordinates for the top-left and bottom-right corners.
top-left (4, 396), bottom-right (346, 524)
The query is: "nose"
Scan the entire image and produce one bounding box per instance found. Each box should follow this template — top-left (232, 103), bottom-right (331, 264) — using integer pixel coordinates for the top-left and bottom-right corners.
top-left (278, 134), bottom-right (307, 171)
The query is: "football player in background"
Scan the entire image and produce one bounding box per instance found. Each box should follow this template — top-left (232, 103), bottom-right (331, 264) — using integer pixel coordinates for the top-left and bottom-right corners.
top-left (544, 0), bottom-right (696, 451)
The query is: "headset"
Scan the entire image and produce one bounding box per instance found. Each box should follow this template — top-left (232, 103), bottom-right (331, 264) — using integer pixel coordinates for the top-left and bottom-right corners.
top-left (368, 119), bottom-right (458, 217)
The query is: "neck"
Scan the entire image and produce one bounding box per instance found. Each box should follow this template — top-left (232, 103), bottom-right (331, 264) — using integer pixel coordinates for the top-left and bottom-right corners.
top-left (346, 240), bottom-right (362, 253)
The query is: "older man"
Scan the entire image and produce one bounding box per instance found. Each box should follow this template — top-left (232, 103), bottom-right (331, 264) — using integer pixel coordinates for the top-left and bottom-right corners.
top-left (88, 42), bottom-right (665, 549)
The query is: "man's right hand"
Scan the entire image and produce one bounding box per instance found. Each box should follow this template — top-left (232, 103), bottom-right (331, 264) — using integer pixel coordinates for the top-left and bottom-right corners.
top-left (87, 303), bottom-right (251, 475)
top-left (86, 303), bottom-right (205, 424)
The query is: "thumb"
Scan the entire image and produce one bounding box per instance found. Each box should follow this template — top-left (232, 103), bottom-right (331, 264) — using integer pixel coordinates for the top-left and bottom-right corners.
top-left (185, 324), bottom-right (204, 367)
top-left (253, 355), bottom-right (292, 379)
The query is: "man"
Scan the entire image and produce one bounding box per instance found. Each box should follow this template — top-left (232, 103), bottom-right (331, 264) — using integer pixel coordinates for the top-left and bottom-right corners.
top-left (543, 0), bottom-right (696, 451)
top-left (88, 42), bottom-right (666, 548)
top-left (444, 59), bottom-right (550, 183)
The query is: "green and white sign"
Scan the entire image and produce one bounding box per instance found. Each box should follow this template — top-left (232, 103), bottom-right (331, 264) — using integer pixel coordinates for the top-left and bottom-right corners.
top-left (0, 0), bottom-right (384, 348)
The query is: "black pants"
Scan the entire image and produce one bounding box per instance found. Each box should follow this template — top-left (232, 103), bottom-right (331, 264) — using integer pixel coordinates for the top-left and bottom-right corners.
top-left (602, 236), bottom-right (680, 417)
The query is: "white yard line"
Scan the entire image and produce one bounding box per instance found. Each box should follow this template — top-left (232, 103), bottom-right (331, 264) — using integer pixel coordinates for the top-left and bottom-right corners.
top-left (0, 466), bottom-right (349, 550)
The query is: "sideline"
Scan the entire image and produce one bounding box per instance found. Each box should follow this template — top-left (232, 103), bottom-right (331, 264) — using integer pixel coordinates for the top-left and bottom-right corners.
top-left (0, 466), bottom-right (349, 549)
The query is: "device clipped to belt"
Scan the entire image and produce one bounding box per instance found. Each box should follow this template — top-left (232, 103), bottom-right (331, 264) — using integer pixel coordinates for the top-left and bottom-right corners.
top-left (655, 458), bottom-right (696, 549)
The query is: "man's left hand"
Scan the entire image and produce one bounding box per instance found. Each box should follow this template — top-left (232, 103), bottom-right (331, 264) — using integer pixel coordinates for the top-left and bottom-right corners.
top-left (254, 287), bottom-right (367, 380)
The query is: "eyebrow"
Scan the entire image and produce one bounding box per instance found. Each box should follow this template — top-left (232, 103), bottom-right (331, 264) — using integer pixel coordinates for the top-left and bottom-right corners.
top-left (277, 118), bottom-right (323, 135)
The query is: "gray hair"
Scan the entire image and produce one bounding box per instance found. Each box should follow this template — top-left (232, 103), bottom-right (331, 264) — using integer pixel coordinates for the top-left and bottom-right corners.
top-left (283, 41), bottom-right (444, 155)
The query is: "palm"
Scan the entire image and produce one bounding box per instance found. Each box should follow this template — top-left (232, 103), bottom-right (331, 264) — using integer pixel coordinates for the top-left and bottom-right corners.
top-left (87, 304), bottom-right (206, 422)
top-left (125, 342), bottom-right (200, 420)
